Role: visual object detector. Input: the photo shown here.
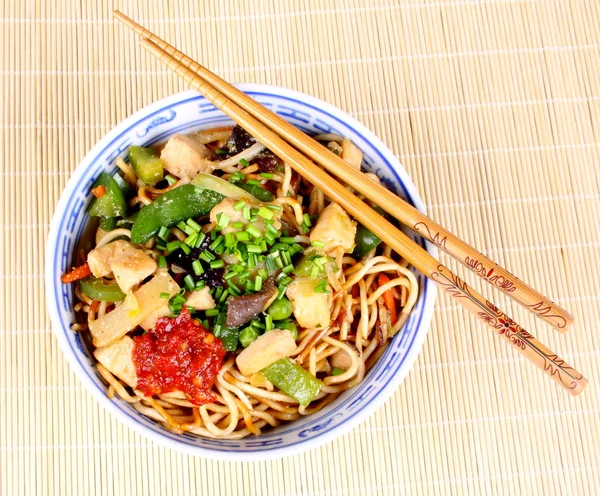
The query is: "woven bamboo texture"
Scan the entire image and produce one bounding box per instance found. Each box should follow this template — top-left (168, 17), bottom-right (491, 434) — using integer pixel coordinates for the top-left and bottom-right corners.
top-left (1, 1), bottom-right (599, 495)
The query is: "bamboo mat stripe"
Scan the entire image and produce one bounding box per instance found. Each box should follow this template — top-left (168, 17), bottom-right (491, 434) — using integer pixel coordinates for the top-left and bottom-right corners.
top-left (2, 0), bottom-right (600, 495)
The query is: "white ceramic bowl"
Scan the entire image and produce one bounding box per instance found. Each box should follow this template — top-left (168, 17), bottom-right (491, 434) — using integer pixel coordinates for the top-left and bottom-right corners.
top-left (46, 85), bottom-right (436, 461)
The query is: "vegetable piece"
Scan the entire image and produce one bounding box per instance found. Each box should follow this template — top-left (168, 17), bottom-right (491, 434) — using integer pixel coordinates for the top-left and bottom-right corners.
top-left (232, 181), bottom-right (275, 202)
top-left (286, 277), bottom-right (331, 329)
top-left (112, 172), bottom-right (132, 198)
top-left (293, 249), bottom-right (336, 278)
top-left (88, 173), bottom-right (127, 218)
top-left (226, 278), bottom-right (277, 327)
top-left (160, 134), bottom-right (213, 181)
top-left (185, 287), bottom-right (216, 311)
top-left (213, 312), bottom-right (240, 352)
top-left (267, 297), bottom-right (293, 321)
top-left (87, 240), bottom-right (157, 293)
top-left (331, 367), bottom-right (345, 376)
top-left (262, 357), bottom-right (323, 406)
top-left (92, 185), bottom-right (106, 198)
top-left (61, 263), bottom-right (92, 284)
top-left (309, 202), bottom-right (357, 254)
top-left (128, 145), bottom-right (164, 185)
top-left (341, 138), bottom-right (363, 170)
top-left (99, 217), bottom-right (117, 232)
top-left (89, 271), bottom-right (179, 348)
top-left (235, 329), bottom-right (297, 376)
top-left (80, 278), bottom-right (126, 302)
top-left (353, 223), bottom-right (382, 258)
top-left (191, 173), bottom-right (256, 201)
top-left (130, 185), bottom-right (223, 244)
top-left (239, 326), bottom-right (260, 348)
top-left (93, 336), bottom-right (138, 388)
top-left (377, 273), bottom-right (397, 325)
top-left (209, 198), bottom-right (281, 236)
top-left (275, 320), bottom-right (298, 339)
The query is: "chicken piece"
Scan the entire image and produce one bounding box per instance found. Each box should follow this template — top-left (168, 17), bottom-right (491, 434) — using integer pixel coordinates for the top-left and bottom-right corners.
top-left (185, 287), bottom-right (216, 311)
top-left (309, 202), bottom-right (357, 254)
top-left (94, 336), bottom-right (138, 388)
top-left (286, 278), bottom-right (331, 329)
top-left (160, 134), bottom-right (213, 181)
top-left (209, 198), bottom-right (281, 235)
top-left (235, 330), bottom-right (297, 376)
top-left (87, 240), bottom-right (157, 293)
top-left (341, 138), bottom-right (363, 170)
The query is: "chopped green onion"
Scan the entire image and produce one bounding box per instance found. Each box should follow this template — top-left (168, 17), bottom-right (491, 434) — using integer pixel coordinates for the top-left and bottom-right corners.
top-left (210, 259), bottom-right (225, 269)
top-left (254, 276), bottom-right (263, 292)
top-left (247, 179), bottom-right (260, 186)
top-left (205, 308), bottom-right (219, 317)
top-left (265, 231), bottom-right (277, 244)
top-left (217, 213), bottom-right (230, 229)
top-left (311, 240), bottom-right (326, 248)
top-left (195, 232), bottom-right (206, 248)
top-left (265, 314), bottom-right (274, 332)
top-left (265, 223), bottom-right (279, 236)
top-left (165, 174), bottom-right (177, 186)
top-left (199, 251), bottom-right (215, 262)
top-left (185, 232), bottom-right (198, 247)
top-left (282, 264), bottom-right (294, 274)
top-left (184, 275), bottom-right (195, 291)
top-left (260, 172), bottom-right (274, 179)
top-left (234, 200), bottom-right (246, 211)
top-left (282, 251), bottom-right (292, 265)
top-left (303, 213), bottom-right (312, 227)
top-left (280, 237), bottom-right (295, 244)
top-left (186, 218), bottom-right (202, 232)
top-left (218, 289), bottom-right (230, 303)
top-left (166, 240), bottom-right (182, 254)
top-left (274, 256), bottom-right (284, 269)
top-left (215, 148), bottom-right (228, 156)
top-left (251, 319), bottom-right (265, 329)
top-left (248, 253), bottom-right (256, 269)
top-left (279, 276), bottom-right (293, 286)
top-left (195, 280), bottom-right (206, 290)
top-left (332, 367), bottom-right (344, 376)
top-left (230, 171), bottom-right (245, 182)
top-left (235, 231), bottom-right (250, 242)
top-left (180, 243), bottom-right (191, 255)
top-left (210, 236), bottom-right (224, 251)
top-left (246, 225), bottom-right (262, 238)
top-left (247, 244), bottom-right (261, 254)
top-left (214, 287), bottom-right (223, 301)
top-left (158, 225), bottom-right (170, 241)
top-left (310, 265), bottom-right (319, 278)
top-left (239, 158), bottom-right (250, 167)
top-left (227, 281), bottom-right (241, 295)
top-left (158, 255), bottom-right (167, 269)
top-left (258, 268), bottom-right (268, 280)
top-left (231, 221), bottom-right (245, 229)
top-left (242, 207), bottom-right (251, 220)
top-left (257, 207), bottom-right (274, 220)
top-left (267, 204), bottom-right (282, 211)
top-left (159, 292), bottom-right (170, 299)
top-left (238, 270), bottom-right (251, 281)
top-left (314, 279), bottom-right (330, 294)
top-left (192, 259), bottom-right (204, 276)
top-left (276, 284), bottom-right (287, 299)
top-left (266, 256), bottom-right (276, 272)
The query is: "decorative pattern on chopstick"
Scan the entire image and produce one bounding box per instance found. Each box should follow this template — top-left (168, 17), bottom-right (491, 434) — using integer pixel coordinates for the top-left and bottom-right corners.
top-left (115, 18), bottom-right (587, 395)
top-left (113, 9), bottom-right (574, 334)
top-left (430, 266), bottom-right (585, 393)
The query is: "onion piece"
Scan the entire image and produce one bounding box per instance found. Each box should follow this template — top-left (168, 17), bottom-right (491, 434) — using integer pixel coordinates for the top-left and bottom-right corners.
top-left (213, 142), bottom-right (266, 170)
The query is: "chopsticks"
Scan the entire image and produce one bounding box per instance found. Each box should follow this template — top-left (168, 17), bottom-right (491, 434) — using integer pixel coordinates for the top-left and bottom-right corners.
top-left (114, 12), bottom-right (587, 395)
top-left (114, 11), bottom-right (574, 334)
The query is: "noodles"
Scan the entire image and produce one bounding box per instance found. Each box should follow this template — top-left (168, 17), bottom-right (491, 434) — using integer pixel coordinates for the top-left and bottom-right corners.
top-left (69, 126), bottom-right (419, 439)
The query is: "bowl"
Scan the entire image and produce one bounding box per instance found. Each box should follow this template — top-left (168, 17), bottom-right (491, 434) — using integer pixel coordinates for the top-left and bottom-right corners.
top-left (45, 84), bottom-right (436, 461)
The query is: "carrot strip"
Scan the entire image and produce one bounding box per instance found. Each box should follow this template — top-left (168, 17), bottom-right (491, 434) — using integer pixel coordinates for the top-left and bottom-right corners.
top-left (378, 274), bottom-right (397, 325)
top-left (61, 263), bottom-right (92, 284)
top-left (91, 185), bottom-right (106, 198)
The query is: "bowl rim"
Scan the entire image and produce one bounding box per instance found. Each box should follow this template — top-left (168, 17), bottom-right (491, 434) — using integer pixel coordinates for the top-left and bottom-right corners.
top-left (45, 84), bottom-right (436, 461)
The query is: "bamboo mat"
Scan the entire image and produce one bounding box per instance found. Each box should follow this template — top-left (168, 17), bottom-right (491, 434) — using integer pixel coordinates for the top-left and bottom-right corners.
top-left (2, 0), bottom-right (599, 494)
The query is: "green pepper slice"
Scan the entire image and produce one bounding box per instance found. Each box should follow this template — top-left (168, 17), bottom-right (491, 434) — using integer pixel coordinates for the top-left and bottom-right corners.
top-left (130, 185), bottom-right (224, 244)
top-left (231, 181), bottom-right (275, 202)
top-left (213, 312), bottom-right (240, 351)
top-left (353, 223), bottom-right (382, 258)
top-left (88, 173), bottom-right (127, 218)
top-left (79, 277), bottom-right (126, 302)
top-left (262, 358), bottom-right (323, 406)
top-left (128, 146), bottom-right (164, 185)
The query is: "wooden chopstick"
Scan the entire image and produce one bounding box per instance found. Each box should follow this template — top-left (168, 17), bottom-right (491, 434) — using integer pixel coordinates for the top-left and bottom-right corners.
top-left (114, 15), bottom-right (586, 395)
top-left (113, 11), bottom-right (573, 334)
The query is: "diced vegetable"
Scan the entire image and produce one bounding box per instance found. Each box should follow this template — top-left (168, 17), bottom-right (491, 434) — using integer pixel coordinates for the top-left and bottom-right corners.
top-left (89, 271), bottom-right (179, 348)
top-left (99, 217), bottom-right (117, 232)
top-left (275, 320), bottom-right (298, 339)
top-left (213, 312), bottom-right (240, 352)
top-left (192, 173), bottom-right (256, 202)
top-left (239, 326), bottom-right (260, 348)
top-left (160, 134), bottom-right (213, 181)
top-left (226, 278), bottom-right (277, 327)
top-left (93, 336), bottom-right (138, 388)
top-left (130, 185), bottom-right (223, 244)
top-left (80, 278), bottom-right (126, 302)
top-left (331, 367), bottom-right (345, 376)
top-left (128, 145), bottom-right (164, 185)
top-left (293, 249), bottom-right (337, 278)
top-left (61, 263), bottom-right (92, 284)
top-left (286, 278), bottom-right (331, 329)
top-left (262, 357), bottom-right (323, 406)
top-left (185, 287), bottom-right (216, 311)
top-left (353, 223), bottom-right (382, 258)
top-left (88, 173), bottom-right (127, 218)
top-left (267, 297), bottom-right (293, 321)
top-left (235, 329), bottom-right (297, 376)
top-left (231, 180), bottom-right (275, 202)
top-left (309, 202), bottom-right (356, 254)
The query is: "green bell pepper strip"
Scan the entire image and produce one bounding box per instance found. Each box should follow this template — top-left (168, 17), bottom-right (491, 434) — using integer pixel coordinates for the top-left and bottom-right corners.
top-left (262, 358), bottom-right (323, 406)
top-left (192, 173), bottom-right (257, 202)
top-left (353, 223), bottom-right (382, 258)
top-left (99, 217), bottom-right (117, 231)
top-left (231, 180), bottom-right (275, 202)
top-left (79, 278), bottom-right (126, 302)
top-left (213, 312), bottom-right (240, 351)
top-left (88, 172), bottom-right (127, 218)
top-left (130, 185), bottom-right (224, 244)
top-left (112, 171), bottom-right (132, 198)
top-left (128, 145), bottom-right (164, 185)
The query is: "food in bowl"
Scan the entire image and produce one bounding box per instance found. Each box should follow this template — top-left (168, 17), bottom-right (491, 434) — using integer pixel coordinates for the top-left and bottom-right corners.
top-left (61, 124), bottom-right (419, 439)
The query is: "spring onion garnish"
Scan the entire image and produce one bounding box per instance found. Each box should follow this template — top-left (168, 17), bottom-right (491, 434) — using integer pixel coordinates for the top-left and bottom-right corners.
top-left (186, 218), bottom-right (202, 232)
top-left (217, 213), bottom-right (230, 229)
top-left (235, 231), bottom-right (250, 242)
top-left (257, 207), bottom-right (274, 220)
top-left (239, 158), bottom-right (250, 167)
top-left (234, 199), bottom-right (246, 211)
top-left (266, 255), bottom-right (276, 272)
top-left (282, 264), bottom-right (294, 274)
top-left (184, 275), bottom-right (195, 291)
top-left (185, 232), bottom-right (198, 247)
top-left (158, 255), bottom-right (167, 269)
top-left (210, 259), bottom-right (225, 269)
top-left (267, 204), bottom-right (282, 211)
top-left (205, 308), bottom-right (219, 317)
top-left (246, 225), bottom-right (262, 239)
top-left (260, 172), bottom-right (274, 179)
top-left (230, 171), bottom-right (245, 182)
top-left (165, 174), bottom-right (177, 186)
top-left (158, 225), bottom-right (170, 241)
top-left (231, 221), bottom-right (245, 229)
top-left (180, 243), bottom-right (191, 256)
top-left (195, 280), bottom-right (206, 290)
top-left (210, 236), bottom-right (224, 251)
top-left (314, 279), bottom-right (330, 294)
top-left (254, 275), bottom-right (263, 292)
top-left (247, 179), bottom-right (260, 186)
top-left (192, 259), bottom-right (204, 276)
top-left (265, 314), bottom-right (274, 332)
top-left (166, 240), bottom-right (182, 254)
top-left (159, 292), bottom-right (170, 299)
top-left (199, 251), bottom-right (215, 263)
top-left (215, 149), bottom-right (228, 156)
top-left (311, 240), bottom-right (325, 248)
top-left (280, 237), bottom-right (295, 244)
top-left (303, 213), bottom-right (312, 227)
top-left (218, 289), bottom-right (230, 303)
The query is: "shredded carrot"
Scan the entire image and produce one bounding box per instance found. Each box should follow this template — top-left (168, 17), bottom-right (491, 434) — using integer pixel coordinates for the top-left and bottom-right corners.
top-left (61, 263), bottom-right (92, 284)
top-left (90, 300), bottom-right (100, 313)
top-left (378, 274), bottom-right (397, 325)
top-left (91, 185), bottom-right (106, 198)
